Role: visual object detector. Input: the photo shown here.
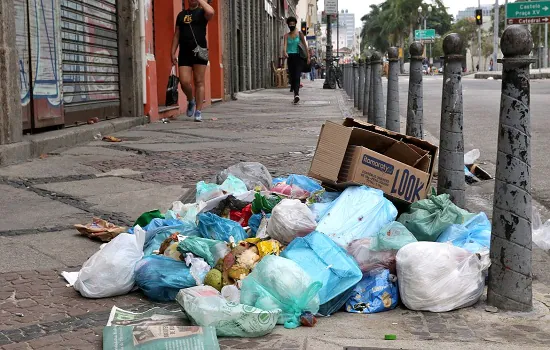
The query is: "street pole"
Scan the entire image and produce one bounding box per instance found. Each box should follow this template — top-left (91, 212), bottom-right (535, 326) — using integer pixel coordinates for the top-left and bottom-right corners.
top-left (478, 0), bottom-right (482, 71)
top-left (323, 14), bottom-right (333, 89)
top-left (386, 47), bottom-right (400, 132)
top-left (545, 23), bottom-right (548, 68)
top-left (494, 0), bottom-right (499, 71)
top-left (487, 25), bottom-right (535, 312)
top-left (336, 0), bottom-right (339, 61)
top-left (438, 33), bottom-right (465, 207)
top-left (406, 42), bottom-right (424, 139)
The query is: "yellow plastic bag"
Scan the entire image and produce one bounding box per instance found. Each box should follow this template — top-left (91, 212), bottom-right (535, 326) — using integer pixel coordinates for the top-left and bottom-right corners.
top-left (257, 240), bottom-right (281, 258)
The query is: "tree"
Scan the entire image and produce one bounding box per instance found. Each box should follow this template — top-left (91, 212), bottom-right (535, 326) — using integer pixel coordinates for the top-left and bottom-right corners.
top-left (450, 18), bottom-right (479, 69)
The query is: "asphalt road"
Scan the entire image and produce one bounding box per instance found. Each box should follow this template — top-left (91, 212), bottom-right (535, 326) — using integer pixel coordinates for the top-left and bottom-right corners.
top-left (396, 75), bottom-right (550, 209)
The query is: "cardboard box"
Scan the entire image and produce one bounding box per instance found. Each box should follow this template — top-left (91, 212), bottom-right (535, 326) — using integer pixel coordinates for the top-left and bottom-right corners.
top-left (308, 118), bottom-right (438, 204)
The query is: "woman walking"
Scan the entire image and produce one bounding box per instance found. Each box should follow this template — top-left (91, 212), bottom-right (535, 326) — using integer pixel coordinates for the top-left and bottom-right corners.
top-left (283, 16), bottom-right (310, 104)
top-left (171, 0), bottom-right (215, 122)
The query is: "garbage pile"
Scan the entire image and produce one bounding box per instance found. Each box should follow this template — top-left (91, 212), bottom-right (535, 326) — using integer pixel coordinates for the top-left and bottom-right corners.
top-left (64, 160), bottom-right (497, 346)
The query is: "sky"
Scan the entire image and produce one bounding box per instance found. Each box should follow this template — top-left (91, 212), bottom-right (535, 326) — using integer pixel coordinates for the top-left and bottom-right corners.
top-left (318, 0), bottom-right (500, 28)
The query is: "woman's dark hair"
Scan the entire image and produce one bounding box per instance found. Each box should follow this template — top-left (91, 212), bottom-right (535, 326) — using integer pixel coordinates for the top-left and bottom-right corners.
top-left (286, 16), bottom-right (297, 25)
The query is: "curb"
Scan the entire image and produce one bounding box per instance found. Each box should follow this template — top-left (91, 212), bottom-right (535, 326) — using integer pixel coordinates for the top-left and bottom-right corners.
top-left (475, 72), bottom-right (550, 80)
top-left (0, 117), bottom-right (147, 166)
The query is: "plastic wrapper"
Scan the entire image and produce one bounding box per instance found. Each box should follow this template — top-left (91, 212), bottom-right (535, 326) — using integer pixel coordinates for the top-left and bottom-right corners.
top-left (256, 240), bottom-right (281, 258)
top-left (177, 236), bottom-right (229, 267)
top-left (347, 222), bottom-right (417, 273)
top-left (464, 149), bottom-right (480, 165)
top-left (316, 186), bottom-right (398, 247)
top-left (345, 269), bottom-right (399, 314)
top-left (396, 242), bottom-right (491, 312)
top-left (240, 255), bottom-right (322, 329)
top-left (177, 286), bottom-right (280, 338)
top-left (281, 231), bottom-right (362, 307)
top-left (266, 199), bottom-right (317, 244)
top-left (436, 212), bottom-right (491, 253)
top-left (134, 255), bottom-right (197, 302)
top-left (198, 212), bottom-right (248, 242)
top-left (230, 204), bottom-right (253, 227)
top-left (398, 192), bottom-right (474, 242)
top-left (533, 208), bottom-right (550, 250)
top-left (215, 162), bottom-right (273, 191)
top-left (185, 253), bottom-right (212, 285)
top-left (74, 227), bottom-right (146, 298)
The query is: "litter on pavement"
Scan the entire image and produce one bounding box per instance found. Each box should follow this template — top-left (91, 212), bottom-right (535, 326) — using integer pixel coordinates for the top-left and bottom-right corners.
top-left (61, 118), bottom-right (497, 348)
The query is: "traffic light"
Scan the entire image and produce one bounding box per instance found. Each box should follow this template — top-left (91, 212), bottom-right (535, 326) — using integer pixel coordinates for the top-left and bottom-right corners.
top-left (301, 21), bottom-right (307, 35)
top-left (475, 9), bottom-right (483, 25)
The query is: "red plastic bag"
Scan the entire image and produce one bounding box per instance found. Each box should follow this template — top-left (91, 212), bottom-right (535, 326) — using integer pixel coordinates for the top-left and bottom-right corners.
top-left (230, 204), bottom-right (253, 227)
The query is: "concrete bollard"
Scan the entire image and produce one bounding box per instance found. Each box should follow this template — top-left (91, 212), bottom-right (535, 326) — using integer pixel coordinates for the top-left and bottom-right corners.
top-left (437, 33), bottom-right (466, 208)
top-left (363, 56), bottom-right (371, 118)
top-left (406, 42), bottom-right (424, 138)
top-left (358, 59), bottom-right (365, 111)
top-left (437, 33), bottom-right (465, 207)
top-left (368, 58), bottom-right (375, 124)
top-left (371, 52), bottom-right (385, 128)
top-left (353, 62), bottom-right (359, 109)
top-left (344, 64), bottom-right (350, 96)
top-left (386, 47), bottom-right (400, 132)
top-left (487, 25), bottom-right (535, 312)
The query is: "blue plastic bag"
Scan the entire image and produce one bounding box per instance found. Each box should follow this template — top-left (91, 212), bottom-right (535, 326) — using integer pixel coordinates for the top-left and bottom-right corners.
top-left (248, 213), bottom-right (271, 236)
top-left (272, 174), bottom-right (323, 193)
top-left (436, 212), bottom-right (491, 253)
top-left (345, 269), bottom-right (398, 314)
top-left (198, 212), bottom-right (248, 242)
top-left (128, 218), bottom-right (182, 235)
top-left (134, 255), bottom-right (196, 302)
top-left (143, 223), bottom-right (200, 256)
top-left (317, 286), bottom-right (356, 316)
top-left (281, 231), bottom-right (362, 307)
top-left (316, 186), bottom-right (398, 247)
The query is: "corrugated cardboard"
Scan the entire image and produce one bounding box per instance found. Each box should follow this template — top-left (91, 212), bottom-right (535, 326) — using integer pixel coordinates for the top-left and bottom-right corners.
top-left (309, 118), bottom-right (438, 204)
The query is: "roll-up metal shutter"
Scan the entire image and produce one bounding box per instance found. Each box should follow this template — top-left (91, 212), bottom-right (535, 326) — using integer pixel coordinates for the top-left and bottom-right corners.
top-left (61, 0), bottom-right (120, 124)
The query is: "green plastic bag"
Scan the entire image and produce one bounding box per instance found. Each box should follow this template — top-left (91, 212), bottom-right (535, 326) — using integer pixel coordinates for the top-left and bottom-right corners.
top-left (251, 193), bottom-right (282, 214)
top-left (372, 222), bottom-right (418, 251)
top-left (177, 286), bottom-right (280, 338)
top-left (177, 236), bottom-right (230, 267)
top-left (398, 193), bottom-right (473, 242)
top-left (133, 209), bottom-right (164, 228)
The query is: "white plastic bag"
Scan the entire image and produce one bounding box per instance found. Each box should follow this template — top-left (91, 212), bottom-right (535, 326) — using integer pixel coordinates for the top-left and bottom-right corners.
top-left (266, 199), bottom-right (317, 244)
top-left (396, 242), bottom-right (491, 312)
top-left (177, 286), bottom-right (280, 337)
top-left (74, 227), bottom-right (146, 298)
top-left (215, 162), bottom-right (273, 191)
top-left (532, 208), bottom-right (550, 250)
top-left (464, 149), bottom-right (480, 165)
top-left (167, 201), bottom-right (205, 222)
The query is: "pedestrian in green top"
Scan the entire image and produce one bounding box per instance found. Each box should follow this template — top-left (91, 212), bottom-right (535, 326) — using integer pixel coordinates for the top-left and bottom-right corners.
top-left (283, 16), bottom-right (310, 104)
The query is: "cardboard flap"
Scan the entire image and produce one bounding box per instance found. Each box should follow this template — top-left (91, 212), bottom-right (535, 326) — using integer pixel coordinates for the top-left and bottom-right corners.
top-left (349, 127), bottom-right (396, 154)
top-left (308, 121), bottom-right (353, 182)
top-left (383, 142), bottom-right (422, 167)
top-left (414, 154), bottom-right (432, 173)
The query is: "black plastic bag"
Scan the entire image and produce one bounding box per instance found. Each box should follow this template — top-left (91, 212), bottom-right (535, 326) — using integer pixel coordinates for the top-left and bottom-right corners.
top-left (165, 66), bottom-right (179, 106)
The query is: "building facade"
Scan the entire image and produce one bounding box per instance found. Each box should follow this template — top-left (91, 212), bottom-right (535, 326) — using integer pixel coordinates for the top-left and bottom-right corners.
top-left (1, 0), bottom-right (293, 149)
top-left (456, 5), bottom-right (492, 22)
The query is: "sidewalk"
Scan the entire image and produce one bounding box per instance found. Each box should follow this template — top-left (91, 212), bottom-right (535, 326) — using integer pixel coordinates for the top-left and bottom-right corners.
top-left (0, 81), bottom-right (549, 349)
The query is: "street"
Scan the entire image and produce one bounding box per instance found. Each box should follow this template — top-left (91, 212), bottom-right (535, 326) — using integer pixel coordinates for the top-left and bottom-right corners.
top-left (1, 79), bottom-right (550, 349)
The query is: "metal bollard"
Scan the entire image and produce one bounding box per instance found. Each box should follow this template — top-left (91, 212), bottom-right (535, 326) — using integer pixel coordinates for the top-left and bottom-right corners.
top-left (363, 56), bottom-right (371, 118)
top-left (371, 52), bottom-right (385, 128)
top-left (344, 64), bottom-right (349, 96)
top-left (358, 59), bottom-right (365, 111)
top-left (406, 42), bottom-right (424, 138)
top-left (437, 33), bottom-right (465, 207)
top-left (386, 47), bottom-right (400, 132)
top-left (353, 62), bottom-right (359, 109)
top-left (368, 58), bottom-right (375, 124)
top-left (487, 25), bottom-right (535, 312)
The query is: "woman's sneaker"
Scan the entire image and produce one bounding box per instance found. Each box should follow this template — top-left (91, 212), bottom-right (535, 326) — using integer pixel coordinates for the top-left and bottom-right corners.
top-left (194, 110), bottom-right (202, 122)
top-left (187, 99), bottom-right (196, 117)
top-left (293, 95), bottom-right (300, 104)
